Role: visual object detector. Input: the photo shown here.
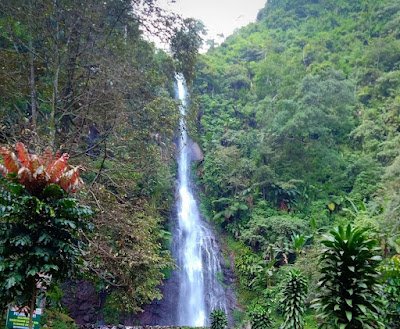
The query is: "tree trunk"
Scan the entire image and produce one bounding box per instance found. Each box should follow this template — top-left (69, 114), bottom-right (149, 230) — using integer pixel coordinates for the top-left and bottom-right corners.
top-left (49, 64), bottom-right (60, 148)
top-left (49, 0), bottom-right (60, 148)
top-left (29, 284), bottom-right (37, 329)
top-left (29, 39), bottom-right (37, 133)
top-left (28, 0), bottom-right (37, 135)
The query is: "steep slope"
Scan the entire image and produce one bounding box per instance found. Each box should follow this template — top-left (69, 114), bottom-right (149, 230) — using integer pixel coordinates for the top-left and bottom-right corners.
top-left (193, 0), bottom-right (400, 326)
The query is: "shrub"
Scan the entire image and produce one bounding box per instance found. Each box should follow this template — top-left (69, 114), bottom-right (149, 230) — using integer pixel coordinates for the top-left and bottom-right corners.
top-left (0, 143), bottom-right (92, 327)
top-left (313, 224), bottom-right (383, 329)
top-left (210, 309), bottom-right (228, 329)
top-left (248, 305), bottom-right (273, 329)
top-left (41, 309), bottom-right (78, 329)
top-left (0, 142), bottom-right (82, 195)
top-left (381, 255), bottom-right (400, 328)
top-left (280, 269), bottom-right (308, 329)
top-left (241, 214), bottom-right (309, 252)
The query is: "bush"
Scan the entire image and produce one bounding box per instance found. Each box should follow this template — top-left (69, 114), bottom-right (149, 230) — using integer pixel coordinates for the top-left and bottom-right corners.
top-left (210, 309), bottom-right (228, 329)
top-left (381, 255), bottom-right (400, 328)
top-left (103, 292), bottom-right (121, 325)
top-left (313, 224), bottom-right (383, 328)
top-left (280, 269), bottom-right (308, 329)
top-left (41, 310), bottom-right (78, 329)
top-left (248, 305), bottom-right (273, 329)
top-left (0, 143), bottom-right (92, 323)
top-left (241, 214), bottom-right (309, 252)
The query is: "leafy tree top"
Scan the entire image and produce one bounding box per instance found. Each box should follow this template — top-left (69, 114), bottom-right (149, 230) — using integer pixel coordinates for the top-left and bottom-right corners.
top-left (0, 142), bottom-right (83, 196)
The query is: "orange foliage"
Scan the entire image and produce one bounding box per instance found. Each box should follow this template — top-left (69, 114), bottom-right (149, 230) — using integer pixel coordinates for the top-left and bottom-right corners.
top-left (0, 142), bottom-right (83, 194)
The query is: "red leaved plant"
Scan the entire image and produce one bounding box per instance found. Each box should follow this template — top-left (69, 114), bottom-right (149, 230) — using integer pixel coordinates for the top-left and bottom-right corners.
top-left (0, 142), bottom-right (83, 195)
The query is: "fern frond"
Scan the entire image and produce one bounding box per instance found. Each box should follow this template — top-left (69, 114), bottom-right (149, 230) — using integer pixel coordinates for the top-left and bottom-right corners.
top-left (48, 153), bottom-right (69, 183)
top-left (42, 147), bottom-right (54, 167)
top-left (15, 142), bottom-right (31, 168)
top-left (30, 155), bottom-right (41, 173)
top-left (60, 166), bottom-right (83, 192)
top-left (17, 167), bottom-right (33, 185)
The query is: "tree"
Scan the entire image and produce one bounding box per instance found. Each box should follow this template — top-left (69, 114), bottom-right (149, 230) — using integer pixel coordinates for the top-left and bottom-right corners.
top-left (210, 309), bottom-right (228, 329)
top-left (0, 143), bottom-right (92, 329)
top-left (0, 0), bottom-right (178, 150)
top-left (280, 269), bottom-right (308, 329)
top-left (313, 224), bottom-right (383, 329)
top-left (0, 0), bottom-right (180, 315)
top-left (170, 18), bottom-right (206, 83)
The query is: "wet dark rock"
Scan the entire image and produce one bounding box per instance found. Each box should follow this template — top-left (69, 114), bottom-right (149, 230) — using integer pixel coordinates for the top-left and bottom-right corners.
top-left (62, 280), bottom-right (101, 325)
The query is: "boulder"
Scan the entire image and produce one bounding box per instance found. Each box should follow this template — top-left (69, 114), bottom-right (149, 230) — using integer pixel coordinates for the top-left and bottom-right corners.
top-left (190, 140), bottom-right (204, 162)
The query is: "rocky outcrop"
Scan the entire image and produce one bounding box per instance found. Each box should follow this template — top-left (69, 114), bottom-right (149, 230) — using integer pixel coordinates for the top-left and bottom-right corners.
top-left (62, 281), bottom-right (102, 325)
top-left (189, 140), bottom-right (204, 162)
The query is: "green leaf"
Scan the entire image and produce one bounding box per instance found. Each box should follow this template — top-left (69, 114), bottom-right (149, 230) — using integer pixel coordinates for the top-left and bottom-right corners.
top-left (238, 203), bottom-right (248, 211)
top-left (27, 268), bottom-right (39, 276)
top-left (5, 277), bottom-right (16, 289)
top-left (357, 304), bottom-right (367, 314)
top-left (42, 183), bottom-right (65, 199)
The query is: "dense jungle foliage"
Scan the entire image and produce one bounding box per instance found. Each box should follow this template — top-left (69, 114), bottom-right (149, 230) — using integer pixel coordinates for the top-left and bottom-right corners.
top-left (0, 0), bottom-right (196, 324)
top-left (193, 0), bottom-right (400, 327)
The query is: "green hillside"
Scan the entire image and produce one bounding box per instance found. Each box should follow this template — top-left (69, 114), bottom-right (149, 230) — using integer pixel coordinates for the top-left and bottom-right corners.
top-left (194, 0), bottom-right (400, 327)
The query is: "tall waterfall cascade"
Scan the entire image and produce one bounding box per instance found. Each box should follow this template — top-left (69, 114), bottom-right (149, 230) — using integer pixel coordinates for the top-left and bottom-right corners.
top-left (175, 74), bottom-right (228, 326)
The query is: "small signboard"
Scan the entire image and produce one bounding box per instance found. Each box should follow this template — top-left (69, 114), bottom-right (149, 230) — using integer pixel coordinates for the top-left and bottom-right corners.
top-left (6, 307), bottom-right (42, 329)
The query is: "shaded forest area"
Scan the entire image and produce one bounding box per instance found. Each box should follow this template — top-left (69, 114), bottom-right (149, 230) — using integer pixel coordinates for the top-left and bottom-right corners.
top-left (0, 0), bottom-right (201, 326)
top-left (193, 0), bottom-right (400, 327)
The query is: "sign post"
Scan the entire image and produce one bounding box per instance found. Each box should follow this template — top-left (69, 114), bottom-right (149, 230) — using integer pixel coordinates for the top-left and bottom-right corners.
top-left (5, 307), bottom-right (42, 329)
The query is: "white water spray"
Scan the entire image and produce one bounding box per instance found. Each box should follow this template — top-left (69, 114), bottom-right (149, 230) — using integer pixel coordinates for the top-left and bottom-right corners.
top-left (175, 74), bottom-right (228, 327)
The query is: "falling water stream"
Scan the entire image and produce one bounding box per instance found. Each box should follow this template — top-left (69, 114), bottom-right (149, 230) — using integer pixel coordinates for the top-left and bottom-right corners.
top-left (175, 74), bottom-right (228, 327)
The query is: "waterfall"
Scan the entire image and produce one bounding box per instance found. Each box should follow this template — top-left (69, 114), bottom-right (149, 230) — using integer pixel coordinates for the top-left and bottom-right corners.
top-left (175, 74), bottom-right (228, 327)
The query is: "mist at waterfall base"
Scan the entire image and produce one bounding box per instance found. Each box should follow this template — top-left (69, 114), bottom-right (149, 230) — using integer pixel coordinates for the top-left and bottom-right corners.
top-left (174, 74), bottom-right (228, 326)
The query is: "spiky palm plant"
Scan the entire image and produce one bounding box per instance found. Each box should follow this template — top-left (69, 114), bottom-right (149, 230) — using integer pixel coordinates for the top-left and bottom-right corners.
top-left (249, 305), bottom-right (273, 329)
top-left (280, 269), bottom-right (308, 329)
top-left (210, 309), bottom-right (228, 329)
top-left (313, 224), bottom-right (384, 329)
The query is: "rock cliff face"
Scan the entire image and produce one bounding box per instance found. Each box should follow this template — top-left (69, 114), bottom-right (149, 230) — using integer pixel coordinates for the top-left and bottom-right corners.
top-left (129, 271), bottom-right (180, 326)
top-left (62, 281), bottom-right (102, 325)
